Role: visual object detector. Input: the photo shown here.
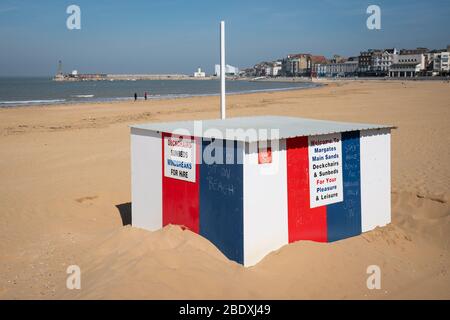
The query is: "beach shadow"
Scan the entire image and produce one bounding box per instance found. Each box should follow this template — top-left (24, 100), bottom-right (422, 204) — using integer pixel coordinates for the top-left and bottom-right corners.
top-left (116, 202), bottom-right (132, 226)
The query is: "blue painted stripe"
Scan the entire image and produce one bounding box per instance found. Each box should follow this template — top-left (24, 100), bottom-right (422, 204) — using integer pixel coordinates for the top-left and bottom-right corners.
top-left (199, 139), bottom-right (244, 264)
top-left (327, 131), bottom-right (362, 242)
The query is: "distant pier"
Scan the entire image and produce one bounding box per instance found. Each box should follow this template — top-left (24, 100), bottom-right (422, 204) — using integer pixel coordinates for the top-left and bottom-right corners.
top-left (53, 73), bottom-right (218, 81)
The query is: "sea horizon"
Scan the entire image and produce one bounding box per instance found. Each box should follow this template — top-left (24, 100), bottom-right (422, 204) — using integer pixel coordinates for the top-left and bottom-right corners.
top-left (0, 77), bottom-right (318, 108)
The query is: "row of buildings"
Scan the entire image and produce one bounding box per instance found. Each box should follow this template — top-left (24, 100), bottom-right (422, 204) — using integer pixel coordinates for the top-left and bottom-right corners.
top-left (244, 45), bottom-right (450, 78)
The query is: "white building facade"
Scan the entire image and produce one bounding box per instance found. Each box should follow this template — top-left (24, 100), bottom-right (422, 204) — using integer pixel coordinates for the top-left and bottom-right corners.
top-left (389, 53), bottom-right (425, 77)
top-left (215, 64), bottom-right (239, 76)
top-left (193, 68), bottom-right (206, 78)
top-left (315, 60), bottom-right (358, 77)
top-left (265, 61), bottom-right (282, 77)
top-left (379, 49), bottom-right (398, 71)
top-left (433, 52), bottom-right (450, 74)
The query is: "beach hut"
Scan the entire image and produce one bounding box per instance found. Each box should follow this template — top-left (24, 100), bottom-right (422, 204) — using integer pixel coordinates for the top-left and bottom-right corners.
top-left (130, 115), bottom-right (393, 266)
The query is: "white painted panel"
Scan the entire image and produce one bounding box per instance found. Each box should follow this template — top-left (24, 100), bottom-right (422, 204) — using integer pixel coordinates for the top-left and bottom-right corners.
top-left (360, 128), bottom-right (391, 232)
top-left (243, 139), bottom-right (288, 266)
top-left (131, 128), bottom-right (162, 231)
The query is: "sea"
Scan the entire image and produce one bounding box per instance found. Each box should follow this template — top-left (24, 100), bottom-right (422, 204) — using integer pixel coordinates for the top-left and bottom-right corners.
top-left (0, 77), bottom-right (317, 107)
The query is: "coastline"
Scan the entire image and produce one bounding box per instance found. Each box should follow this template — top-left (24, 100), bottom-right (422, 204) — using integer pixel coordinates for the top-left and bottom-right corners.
top-left (5, 75), bottom-right (450, 109)
top-left (0, 80), bottom-right (449, 299)
top-left (0, 79), bottom-right (320, 109)
top-left (0, 80), bottom-right (326, 109)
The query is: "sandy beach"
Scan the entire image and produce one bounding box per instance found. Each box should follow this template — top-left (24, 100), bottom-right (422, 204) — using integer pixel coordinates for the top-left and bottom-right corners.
top-left (0, 80), bottom-right (449, 299)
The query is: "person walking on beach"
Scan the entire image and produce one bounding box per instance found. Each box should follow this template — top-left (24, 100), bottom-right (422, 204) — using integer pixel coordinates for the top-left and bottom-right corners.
top-left (144, 91), bottom-right (148, 100)
top-left (134, 92), bottom-right (137, 101)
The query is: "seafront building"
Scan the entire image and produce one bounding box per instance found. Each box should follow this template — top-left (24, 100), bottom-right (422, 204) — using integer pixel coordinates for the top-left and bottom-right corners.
top-left (431, 51), bottom-right (450, 75)
top-left (358, 50), bottom-right (378, 73)
top-left (311, 56), bottom-right (358, 78)
top-left (283, 53), bottom-right (312, 76)
top-left (328, 58), bottom-right (359, 77)
top-left (357, 49), bottom-right (396, 76)
top-left (249, 61), bottom-right (283, 77)
top-left (389, 51), bottom-right (426, 77)
top-left (310, 56), bottom-right (327, 77)
top-left (193, 68), bottom-right (206, 78)
top-left (377, 49), bottom-right (399, 72)
top-left (266, 61), bottom-right (282, 77)
top-left (214, 64), bottom-right (239, 77)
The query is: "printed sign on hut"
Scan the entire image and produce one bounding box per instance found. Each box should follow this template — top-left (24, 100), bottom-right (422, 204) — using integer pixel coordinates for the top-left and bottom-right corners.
top-left (308, 133), bottom-right (343, 208)
top-left (164, 135), bottom-right (196, 183)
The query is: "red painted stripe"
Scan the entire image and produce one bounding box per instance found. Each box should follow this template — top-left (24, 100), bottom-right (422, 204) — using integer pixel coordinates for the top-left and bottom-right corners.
top-left (162, 132), bottom-right (200, 233)
top-left (287, 137), bottom-right (327, 242)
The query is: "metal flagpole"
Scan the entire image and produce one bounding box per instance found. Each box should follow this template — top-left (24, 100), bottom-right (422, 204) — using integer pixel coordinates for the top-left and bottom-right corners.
top-left (220, 21), bottom-right (226, 119)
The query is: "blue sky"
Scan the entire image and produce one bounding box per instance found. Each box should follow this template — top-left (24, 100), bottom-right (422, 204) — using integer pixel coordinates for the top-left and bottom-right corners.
top-left (0, 0), bottom-right (449, 76)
